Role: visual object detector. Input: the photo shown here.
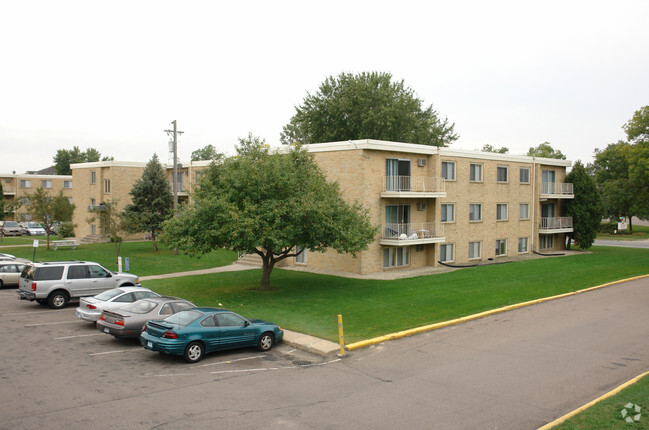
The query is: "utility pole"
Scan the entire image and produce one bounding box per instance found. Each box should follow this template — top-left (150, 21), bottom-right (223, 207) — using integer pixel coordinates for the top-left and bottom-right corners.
top-left (164, 121), bottom-right (183, 255)
top-left (164, 120), bottom-right (184, 212)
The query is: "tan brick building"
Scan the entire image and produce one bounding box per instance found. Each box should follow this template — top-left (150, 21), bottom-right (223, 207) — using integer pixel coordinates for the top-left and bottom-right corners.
top-left (0, 172), bottom-right (73, 221)
top-left (70, 160), bottom-right (211, 238)
top-left (280, 139), bottom-right (574, 275)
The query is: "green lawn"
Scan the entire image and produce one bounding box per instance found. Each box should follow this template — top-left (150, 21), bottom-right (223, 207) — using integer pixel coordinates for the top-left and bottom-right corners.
top-left (0, 241), bottom-right (237, 276)
top-left (598, 224), bottom-right (649, 240)
top-left (553, 373), bottom-right (649, 429)
top-left (143, 246), bottom-right (649, 343)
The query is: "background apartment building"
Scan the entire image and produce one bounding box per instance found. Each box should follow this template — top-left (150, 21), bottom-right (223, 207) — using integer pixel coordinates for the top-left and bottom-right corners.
top-left (70, 160), bottom-right (211, 239)
top-left (280, 140), bottom-right (574, 275)
top-left (0, 172), bottom-right (73, 221)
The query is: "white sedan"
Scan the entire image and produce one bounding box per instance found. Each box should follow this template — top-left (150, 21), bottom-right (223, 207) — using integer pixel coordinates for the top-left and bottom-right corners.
top-left (76, 286), bottom-right (160, 323)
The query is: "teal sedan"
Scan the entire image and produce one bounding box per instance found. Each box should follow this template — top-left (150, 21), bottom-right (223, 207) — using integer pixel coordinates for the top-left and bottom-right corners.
top-left (140, 307), bottom-right (284, 363)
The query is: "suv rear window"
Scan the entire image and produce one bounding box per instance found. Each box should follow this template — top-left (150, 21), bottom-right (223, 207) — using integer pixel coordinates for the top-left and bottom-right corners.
top-left (34, 266), bottom-right (65, 281)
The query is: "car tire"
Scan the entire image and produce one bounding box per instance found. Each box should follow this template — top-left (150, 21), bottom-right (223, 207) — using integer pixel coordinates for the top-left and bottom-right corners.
top-left (184, 341), bottom-right (204, 363)
top-left (0, 279), bottom-right (3, 289)
top-left (257, 332), bottom-right (274, 352)
top-left (47, 291), bottom-right (69, 309)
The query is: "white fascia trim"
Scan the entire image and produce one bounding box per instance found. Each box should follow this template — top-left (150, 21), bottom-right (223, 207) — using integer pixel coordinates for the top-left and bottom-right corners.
top-left (301, 139), bottom-right (572, 167)
top-left (14, 174), bottom-right (73, 179)
top-left (71, 160), bottom-right (214, 170)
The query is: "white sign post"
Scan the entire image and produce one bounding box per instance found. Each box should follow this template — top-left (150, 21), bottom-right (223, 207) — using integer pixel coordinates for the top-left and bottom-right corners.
top-left (118, 256), bottom-right (122, 272)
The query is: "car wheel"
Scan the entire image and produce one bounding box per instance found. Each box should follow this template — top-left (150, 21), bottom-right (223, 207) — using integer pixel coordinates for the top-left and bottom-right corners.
top-left (47, 291), bottom-right (69, 309)
top-left (0, 279), bottom-right (3, 289)
top-left (257, 332), bottom-right (274, 352)
top-left (184, 341), bottom-right (204, 363)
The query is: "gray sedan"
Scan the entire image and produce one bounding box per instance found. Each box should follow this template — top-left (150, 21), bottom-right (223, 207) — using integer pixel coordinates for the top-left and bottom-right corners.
top-left (97, 297), bottom-right (195, 339)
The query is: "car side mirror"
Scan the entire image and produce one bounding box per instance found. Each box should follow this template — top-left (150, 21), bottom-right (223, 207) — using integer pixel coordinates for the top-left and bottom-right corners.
top-left (244, 320), bottom-right (250, 327)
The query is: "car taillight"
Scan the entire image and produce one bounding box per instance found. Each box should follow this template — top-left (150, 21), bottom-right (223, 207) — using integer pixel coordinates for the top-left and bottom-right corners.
top-left (116, 320), bottom-right (124, 326)
top-left (99, 314), bottom-right (106, 321)
top-left (87, 304), bottom-right (97, 309)
top-left (162, 331), bottom-right (178, 339)
top-left (31, 282), bottom-right (37, 291)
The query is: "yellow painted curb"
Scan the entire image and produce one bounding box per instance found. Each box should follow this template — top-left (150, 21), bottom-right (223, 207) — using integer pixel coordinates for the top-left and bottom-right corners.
top-left (538, 370), bottom-right (649, 429)
top-left (346, 273), bottom-right (649, 351)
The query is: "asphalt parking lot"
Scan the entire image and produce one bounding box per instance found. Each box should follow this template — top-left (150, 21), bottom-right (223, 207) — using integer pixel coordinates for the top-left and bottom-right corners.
top-left (0, 287), bottom-right (332, 429)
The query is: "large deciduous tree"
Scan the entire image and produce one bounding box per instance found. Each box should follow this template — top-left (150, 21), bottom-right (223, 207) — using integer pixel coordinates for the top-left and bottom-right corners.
top-left (280, 71), bottom-right (458, 147)
top-left (53, 146), bottom-right (104, 175)
top-left (25, 188), bottom-right (75, 249)
top-left (87, 199), bottom-right (136, 262)
top-left (191, 144), bottom-right (224, 162)
top-left (564, 161), bottom-right (603, 249)
top-left (123, 154), bottom-right (173, 251)
top-left (527, 142), bottom-right (567, 159)
top-left (161, 134), bottom-right (378, 290)
top-left (481, 144), bottom-right (509, 154)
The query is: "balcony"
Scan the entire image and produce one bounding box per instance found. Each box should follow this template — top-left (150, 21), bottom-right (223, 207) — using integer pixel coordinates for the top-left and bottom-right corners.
top-left (379, 222), bottom-right (445, 246)
top-left (539, 217), bottom-right (573, 234)
top-left (381, 176), bottom-right (446, 198)
top-left (540, 182), bottom-right (574, 199)
top-left (87, 204), bottom-right (106, 212)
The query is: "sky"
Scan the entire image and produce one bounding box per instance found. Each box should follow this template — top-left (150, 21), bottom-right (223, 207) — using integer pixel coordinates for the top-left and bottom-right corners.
top-left (2, 0), bottom-right (648, 174)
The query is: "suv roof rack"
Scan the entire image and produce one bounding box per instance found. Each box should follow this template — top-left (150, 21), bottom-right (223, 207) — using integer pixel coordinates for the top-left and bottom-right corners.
top-left (37, 260), bottom-right (85, 265)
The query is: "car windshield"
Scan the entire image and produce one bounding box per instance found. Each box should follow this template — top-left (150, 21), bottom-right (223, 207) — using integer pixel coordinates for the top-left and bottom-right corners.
top-left (121, 300), bottom-right (157, 314)
top-left (27, 222), bottom-right (42, 228)
top-left (164, 310), bottom-right (203, 326)
top-left (94, 289), bottom-right (124, 301)
top-left (5, 222), bottom-right (19, 227)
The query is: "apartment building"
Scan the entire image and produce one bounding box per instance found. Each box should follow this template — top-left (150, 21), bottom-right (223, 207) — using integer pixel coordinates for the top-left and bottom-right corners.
top-left (279, 139), bottom-right (574, 275)
top-left (70, 160), bottom-right (211, 238)
top-left (0, 172), bottom-right (73, 221)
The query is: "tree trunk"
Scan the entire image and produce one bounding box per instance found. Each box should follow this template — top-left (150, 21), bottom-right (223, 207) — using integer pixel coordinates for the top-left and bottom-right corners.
top-left (152, 229), bottom-right (158, 252)
top-left (260, 254), bottom-right (274, 290)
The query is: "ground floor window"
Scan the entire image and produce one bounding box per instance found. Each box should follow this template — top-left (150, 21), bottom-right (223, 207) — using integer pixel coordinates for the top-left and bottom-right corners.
top-left (518, 237), bottom-right (528, 253)
top-left (496, 239), bottom-right (507, 256)
top-left (295, 246), bottom-right (307, 264)
top-left (540, 235), bottom-right (554, 250)
top-left (383, 247), bottom-right (409, 268)
top-left (468, 241), bottom-right (481, 259)
top-left (440, 244), bottom-right (454, 262)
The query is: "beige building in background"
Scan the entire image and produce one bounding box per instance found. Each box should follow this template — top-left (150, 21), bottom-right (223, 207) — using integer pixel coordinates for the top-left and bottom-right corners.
top-left (70, 160), bottom-right (211, 239)
top-left (280, 140), bottom-right (574, 275)
top-left (0, 172), bottom-right (73, 221)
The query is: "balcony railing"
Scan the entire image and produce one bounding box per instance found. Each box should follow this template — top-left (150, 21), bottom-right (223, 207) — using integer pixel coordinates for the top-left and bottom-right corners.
top-left (87, 204), bottom-right (106, 212)
top-left (383, 176), bottom-right (445, 193)
top-left (382, 222), bottom-right (444, 241)
top-left (540, 216), bottom-right (573, 231)
top-left (541, 182), bottom-right (574, 197)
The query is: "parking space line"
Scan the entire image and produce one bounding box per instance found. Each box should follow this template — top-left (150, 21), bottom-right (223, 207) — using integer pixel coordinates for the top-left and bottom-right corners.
top-left (25, 320), bottom-right (80, 327)
top-left (2, 310), bottom-right (64, 317)
top-left (89, 349), bottom-right (136, 356)
top-left (196, 355), bottom-right (265, 368)
top-left (54, 333), bottom-right (104, 340)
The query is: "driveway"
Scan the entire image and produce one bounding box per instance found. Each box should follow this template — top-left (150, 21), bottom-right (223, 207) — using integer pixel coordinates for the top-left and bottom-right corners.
top-left (594, 239), bottom-right (649, 248)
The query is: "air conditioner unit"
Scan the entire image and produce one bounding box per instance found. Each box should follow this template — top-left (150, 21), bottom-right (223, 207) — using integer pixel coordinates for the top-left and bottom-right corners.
top-left (417, 158), bottom-right (427, 167)
top-left (417, 203), bottom-right (426, 211)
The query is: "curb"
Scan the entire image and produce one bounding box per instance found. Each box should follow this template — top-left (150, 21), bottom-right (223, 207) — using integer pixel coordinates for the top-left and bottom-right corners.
top-left (538, 370), bottom-right (649, 429)
top-left (346, 274), bottom-right (649, 351)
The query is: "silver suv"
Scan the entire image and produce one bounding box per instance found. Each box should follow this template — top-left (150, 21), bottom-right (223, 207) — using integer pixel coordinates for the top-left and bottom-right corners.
top-left (17, 261), bottom-right (140, 309)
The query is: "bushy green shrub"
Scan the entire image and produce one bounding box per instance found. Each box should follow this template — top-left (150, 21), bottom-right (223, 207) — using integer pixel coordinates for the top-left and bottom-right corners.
top-left (597, 222), bottom-right (617, 234)
top-left (58, 222), bottom-right (75, 237)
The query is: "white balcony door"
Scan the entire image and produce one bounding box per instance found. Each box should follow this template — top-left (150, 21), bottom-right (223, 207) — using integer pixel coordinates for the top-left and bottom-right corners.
top-left (541, 203), bottom-right (555, 218)
top-left (385, 205), bottom-right (411, 237)
top-left (542, 170), bottom-right (556, 194)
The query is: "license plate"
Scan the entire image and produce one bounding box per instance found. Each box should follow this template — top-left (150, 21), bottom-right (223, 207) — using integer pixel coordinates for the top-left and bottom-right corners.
top-left (147, 341), bottom-right (153, 348)
top-left (104, 327), bottom-right (110, 334)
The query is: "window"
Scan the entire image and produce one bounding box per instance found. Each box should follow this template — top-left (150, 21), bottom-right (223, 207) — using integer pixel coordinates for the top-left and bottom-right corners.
top-left (441, 204), bottom-right (454, 223)
top-left (89, 265), bottom-right (110, 278)
top-left (176, 171), bottom-right (185, 192)
top-left (104, 179), bottom-right (111, 193)
top-left (540, 235), bottom-right (554, 250)
top-left (468, 241), bottom-right (481, 259)
top-left (385, 205), bottom-right (411, 237)
top-left (496, 239), bottom-right (507, 256)
top-left (160, 303), bottom-right (174, 316)
top-left (216, 313), bottom-right (247, 327)
top-left (519, 203), bottom-right (530, 220)
top-left (64, 180), bottom-right (72, 188)
top-left (90, 171), bottom-right (96, 184)
top-left (496, 204), bottom-right (508, 221)
top-left (386, 158), bottom-right (412, 191)
top-left (114, 293), bottom-right (135, 303)
top-left (68, 197), bottom-right (73, 204)
top-left (469, 164), bottom-right (482, 182)
top-left (41, 180), bottom-right (52, 188)
top-left (497, 166), bottom-right (508, 182)
top-left (67, 266), bottom-right (88, 279)
top-left (383, 247), bottom-right (409, 268)
top-left (296, 246), bottom-right (307, 264)
top-left (201, 315), bottom-right (217, 327)
top-left (518, 237), bottom-right (528, 253)
top-left (441, 161), bottom-right (455, 180)
top-left (520, 168), bottom-right (530, 184)
top-left (440, 244), bottom-right (454, 262)
top-left (20, 180), bottom-right (31, 188)
top-left (469, 203), bottom-right (482, 221)
top-left (20, 197), bottom-right (31, 205)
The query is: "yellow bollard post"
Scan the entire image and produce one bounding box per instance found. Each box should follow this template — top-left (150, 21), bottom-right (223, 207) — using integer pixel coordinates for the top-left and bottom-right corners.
top-left (338, 314), bottom-right (345, 357)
